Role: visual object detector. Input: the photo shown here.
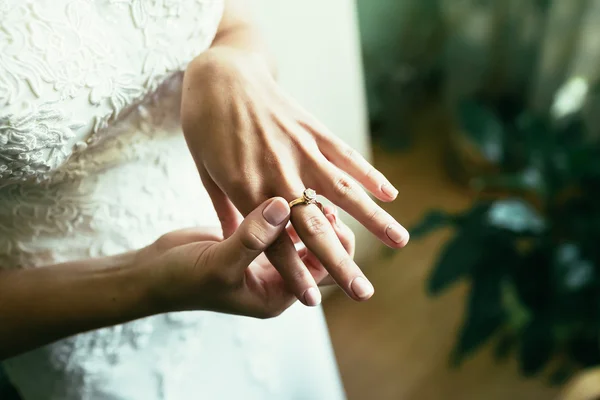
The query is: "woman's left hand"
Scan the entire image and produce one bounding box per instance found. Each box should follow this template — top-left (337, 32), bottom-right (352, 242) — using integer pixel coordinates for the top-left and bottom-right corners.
top-left (181, 47), bottom-right (409, 306)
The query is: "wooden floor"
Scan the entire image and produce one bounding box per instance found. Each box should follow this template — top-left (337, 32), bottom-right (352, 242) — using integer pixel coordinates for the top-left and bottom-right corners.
top-left (322, 108), bottom-right (561, 400)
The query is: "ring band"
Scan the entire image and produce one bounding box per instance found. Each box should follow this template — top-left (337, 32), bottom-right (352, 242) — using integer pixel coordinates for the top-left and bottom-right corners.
top-left (289, 188), bottom-right (324, 212)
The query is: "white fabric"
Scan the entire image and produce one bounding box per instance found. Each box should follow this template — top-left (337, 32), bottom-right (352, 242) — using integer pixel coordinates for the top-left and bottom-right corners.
top-left (0, 1), bottom-right (345, 399)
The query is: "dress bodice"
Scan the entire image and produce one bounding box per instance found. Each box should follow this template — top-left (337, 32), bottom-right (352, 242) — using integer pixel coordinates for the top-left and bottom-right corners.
top-left (0, 2), bottom-right (346, 399)
top-left (0, 0), bottom-right (223, 187)
top-left (0, 0), bottom-right (223, 269)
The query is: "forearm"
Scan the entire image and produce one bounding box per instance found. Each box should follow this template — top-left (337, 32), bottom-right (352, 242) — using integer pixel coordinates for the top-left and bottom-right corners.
top-left (208, 0), bottom-right (276, 76)
top-left (0, 252), bottom-right (160, 359)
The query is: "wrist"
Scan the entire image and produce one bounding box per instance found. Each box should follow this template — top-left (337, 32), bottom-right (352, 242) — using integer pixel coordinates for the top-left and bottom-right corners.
top-left (116, 250), bottom-right (174, 316)
top-left (128, 245), bottom-right (210, 315)
top-left (187, 47), bottom-right (271, 87)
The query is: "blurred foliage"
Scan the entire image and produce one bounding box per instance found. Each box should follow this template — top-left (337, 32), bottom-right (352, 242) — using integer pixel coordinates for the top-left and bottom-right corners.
top-left (412, 93), bottom-right (600, 383)
top-left (367, 0), bottom-right (570, 147)
top-left (365, 0), bottom-right (446, 149)
top-left (0, 367), bottom-right (19, 400)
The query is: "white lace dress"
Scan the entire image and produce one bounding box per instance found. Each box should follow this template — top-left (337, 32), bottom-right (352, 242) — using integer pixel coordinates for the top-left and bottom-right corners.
top-left (0, 1), bottom-right (345, 399)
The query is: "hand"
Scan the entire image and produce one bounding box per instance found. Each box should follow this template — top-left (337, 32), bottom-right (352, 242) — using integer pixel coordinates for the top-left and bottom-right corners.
top-left (181, 48), bottom-right (409, 306)
top-left (137, 198), bottom-right (355, 317)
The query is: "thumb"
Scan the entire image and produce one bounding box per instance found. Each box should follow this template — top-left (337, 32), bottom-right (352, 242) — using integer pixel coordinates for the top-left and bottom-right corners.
top-left (214, 197), bottom-right (290, 270)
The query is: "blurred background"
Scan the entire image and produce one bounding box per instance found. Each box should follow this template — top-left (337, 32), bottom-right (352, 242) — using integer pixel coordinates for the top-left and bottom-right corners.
top-left (257, 0), bottom-right (600, 400)
top-left (4, 1), bottom-right (600, 399)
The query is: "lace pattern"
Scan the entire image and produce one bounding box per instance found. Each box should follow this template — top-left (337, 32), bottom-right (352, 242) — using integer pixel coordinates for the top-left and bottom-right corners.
top-left (0, 0), bottom-right (223, 187)
top-left (0, 2), bottom-right (345, 399)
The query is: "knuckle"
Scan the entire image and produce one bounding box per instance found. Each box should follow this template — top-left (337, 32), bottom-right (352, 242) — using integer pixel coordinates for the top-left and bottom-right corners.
top-left (367, 207), bottom-right (383, 223)
top-left (302, 214), bottom-right (329, 238)
top-left (332, 175), bottom-right (356, 198)
top-left (239, 222), bottom-right (269, 251)
top-left (364, 165), bottom-right (380, 181)
top-left (332, 256), bottom-right (355, 276)
top-left (289, 267), bottom-right (310, 285)
top-left (343, 146), bottom-right (357, 162)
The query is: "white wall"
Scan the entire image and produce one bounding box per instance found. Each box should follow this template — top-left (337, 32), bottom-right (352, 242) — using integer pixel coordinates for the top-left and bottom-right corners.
top-left (253, 0), bottom-right (370, 158)
top-left (253, 0), bottom-right (376, 262)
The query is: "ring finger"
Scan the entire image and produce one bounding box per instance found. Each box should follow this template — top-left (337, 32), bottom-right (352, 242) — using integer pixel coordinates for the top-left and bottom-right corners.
top-left (290, 197), bottom-right (373, 301)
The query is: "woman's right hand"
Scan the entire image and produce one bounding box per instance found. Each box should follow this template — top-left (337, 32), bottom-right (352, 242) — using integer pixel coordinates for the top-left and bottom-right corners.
top-left (138, 197), bottom-right (356, 318)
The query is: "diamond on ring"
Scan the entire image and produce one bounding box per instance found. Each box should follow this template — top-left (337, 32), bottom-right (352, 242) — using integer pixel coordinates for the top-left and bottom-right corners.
top-left (288, 188), bottom-right (324, 213)
top-left (303, 188), bottom-right (317, 203)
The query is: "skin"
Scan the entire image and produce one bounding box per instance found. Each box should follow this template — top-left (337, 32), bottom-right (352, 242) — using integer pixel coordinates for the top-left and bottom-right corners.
top-left (0, 199), bottom-right (354, 359)
top-left (0, 0), bottom-right (405, 359)
top-left (181, 0), bottom-right (410, 307)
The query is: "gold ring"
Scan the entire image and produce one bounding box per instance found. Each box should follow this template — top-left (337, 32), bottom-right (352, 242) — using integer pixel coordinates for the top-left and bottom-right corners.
top-left (289, 188), bottom-right (324, 212)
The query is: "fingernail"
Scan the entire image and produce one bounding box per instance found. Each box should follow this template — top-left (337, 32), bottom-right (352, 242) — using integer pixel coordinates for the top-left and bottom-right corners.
top-left (303, 287), bottom-right (322, 307)
top-left (263, 199), bottom-right (289, 226)
top-left (351, 276), bottom-right (374, 299)
top-left (381, 183), bottom-right (399, 199)
top-left (386, 224), bottom-right (409, 245)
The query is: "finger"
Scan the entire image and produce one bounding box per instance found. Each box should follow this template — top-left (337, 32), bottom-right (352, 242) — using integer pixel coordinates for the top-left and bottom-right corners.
top-left (320, 204), bottom-right (355, 257)
top-left (325, 211), bottom-right (355, 258)
top-left (155, 227), bottom-right (223, 249)
top-left (301, 250), bottom-right (330, 286)
top-left (298, 211), bottom-right (352, 287)
top-left (291, 204), bottom-right (374, 301)
top-left (199, 166), bottom-right (243, 238)
top-left (317, 165), bottom-right (410, 249)
top-left (285, 103), bottom-right (398, 202)
top-left (216, 197), bottom-right (290, 270)
top-left (264, 232), bottom-right (322, 307)
top-left (318, 136), bottom-right (398, 202)
top-left (318, 275), bottom-right (336, 286)
top-left (286, 223), bottom-right (301, 244)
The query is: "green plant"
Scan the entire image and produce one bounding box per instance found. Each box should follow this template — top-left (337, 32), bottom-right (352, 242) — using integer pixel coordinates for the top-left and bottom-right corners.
top-left (413, 82), bottom-right (600, 383)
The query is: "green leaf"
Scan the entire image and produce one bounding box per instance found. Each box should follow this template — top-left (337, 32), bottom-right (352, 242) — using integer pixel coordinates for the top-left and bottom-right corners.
top-left (553, 243), bottom-right (595, 295)
top-left (513, 253), bottom-right (552, 312)
top-left (548, 363), bottom-right (574, 386)
top-left (493, 332), bottom-right (516, 361)
top-left (410, 210), bottom-right (453, 239)
top-left (470, 167), bottom-right (547, 197)
top-left (452, 268), bottom-right (506, 364)
top-left (568, 334), bottom-right (600, 367)
top-left (457, 100), bottom-right (505, 164)
top-left (487, 198), bottom-right (545, 234)
top-left (501, 280), bottom-right (532, 331)
top-left (427, 231), bottom-right (484, 294)
top-left (519, 316), bottom-right (554, 376)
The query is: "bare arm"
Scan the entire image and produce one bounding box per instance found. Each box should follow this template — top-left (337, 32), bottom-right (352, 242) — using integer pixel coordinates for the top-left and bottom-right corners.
top-left (0, 196), bottom-right (351, 360)
top-left (0, 1), bottom-right (272, 361)
top-left (209, 0), bottom-right (276, 75)
top-left (183, 1), bottom-right (408, 306)
top-left (0, 253), bottom-right (158, 359)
